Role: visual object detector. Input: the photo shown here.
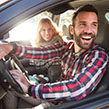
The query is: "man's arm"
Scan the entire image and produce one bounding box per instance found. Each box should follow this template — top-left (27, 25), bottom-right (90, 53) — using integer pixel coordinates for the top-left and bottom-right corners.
top-left (28, 48), bottom-right (108, 101)
top-left (14, 43), bottom-right (66, 60)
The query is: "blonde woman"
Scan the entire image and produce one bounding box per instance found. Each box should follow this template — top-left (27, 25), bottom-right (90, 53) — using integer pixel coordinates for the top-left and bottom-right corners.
top-left (30, 17), bottom-right (63, 82)
top-left (35, 17), bottom-right (63, 47)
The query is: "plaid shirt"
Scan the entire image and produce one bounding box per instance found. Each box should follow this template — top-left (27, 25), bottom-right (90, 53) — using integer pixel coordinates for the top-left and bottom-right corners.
top-left (14, 42), bottom-right (108, 101)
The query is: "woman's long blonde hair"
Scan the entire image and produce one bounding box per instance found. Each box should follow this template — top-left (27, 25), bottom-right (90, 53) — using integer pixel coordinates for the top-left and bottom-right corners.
top-left (35, 17), bottom-right (63, 47)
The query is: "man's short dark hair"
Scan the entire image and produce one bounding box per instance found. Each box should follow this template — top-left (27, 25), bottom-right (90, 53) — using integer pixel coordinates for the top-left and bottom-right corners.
top-left (72, 4), bottom-right (98, 26)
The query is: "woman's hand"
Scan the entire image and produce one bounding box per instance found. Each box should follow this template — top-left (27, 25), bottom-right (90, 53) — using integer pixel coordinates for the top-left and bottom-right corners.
top-left (10, 70), bottom-right (32, 93)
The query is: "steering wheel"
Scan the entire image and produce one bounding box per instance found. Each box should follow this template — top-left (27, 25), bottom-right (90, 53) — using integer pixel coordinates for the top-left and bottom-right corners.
top-left (0, 55), bottom-right (27, 94)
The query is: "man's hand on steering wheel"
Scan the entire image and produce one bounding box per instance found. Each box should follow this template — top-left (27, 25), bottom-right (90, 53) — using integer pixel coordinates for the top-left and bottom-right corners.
top-left (0, 54), bottom-right (31, 94)
top-left (10, 69), bottom-right (31, 93)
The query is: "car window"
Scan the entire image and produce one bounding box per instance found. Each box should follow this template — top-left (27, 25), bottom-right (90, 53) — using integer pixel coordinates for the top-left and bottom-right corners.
top-left (6, 11), bottom-right (52, 45)
top-left (59, 10), bottom-right (74, 29)
top-left (6, 10), bottom-right (75, 45)
top-left (105, 12), bottom-right (109, 22)
top-left (59, 10), bottom-right (74, 42)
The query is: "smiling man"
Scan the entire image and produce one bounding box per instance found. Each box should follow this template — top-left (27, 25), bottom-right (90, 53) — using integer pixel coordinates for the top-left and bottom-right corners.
top-left (0, 4), bottom-right (108, 108)
top-left (71, 7), bottom-right (98, 53)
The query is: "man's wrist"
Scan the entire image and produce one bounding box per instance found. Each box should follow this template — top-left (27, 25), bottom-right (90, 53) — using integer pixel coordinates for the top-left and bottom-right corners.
top-left (28, 85), bottom-right (34, 96)
top-left (9, 42), bottom-right (17, 55)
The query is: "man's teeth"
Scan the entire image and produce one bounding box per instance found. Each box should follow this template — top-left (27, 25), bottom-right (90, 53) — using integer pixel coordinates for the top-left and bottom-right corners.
top-left (82, 37), bottom-right (91, 40)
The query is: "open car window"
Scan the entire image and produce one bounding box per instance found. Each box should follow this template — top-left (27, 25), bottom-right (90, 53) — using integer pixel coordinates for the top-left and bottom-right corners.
top-left (105, 12), bottom-right (109, 22)
top-left (59, 10), bottom-right (74, 29)
top-left (6, 9), bottom-right (75, 45)
top-left (6, 11), bottom-right (53, 46)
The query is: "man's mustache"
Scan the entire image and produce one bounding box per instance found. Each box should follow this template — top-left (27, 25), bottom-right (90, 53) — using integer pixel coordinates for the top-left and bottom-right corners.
top-left (80, 32), bottom-right (95, 38)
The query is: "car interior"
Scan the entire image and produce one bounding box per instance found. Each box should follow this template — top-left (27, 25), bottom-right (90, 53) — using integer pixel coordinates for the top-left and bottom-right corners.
top-left (0, 0), bottom-right (109, 108)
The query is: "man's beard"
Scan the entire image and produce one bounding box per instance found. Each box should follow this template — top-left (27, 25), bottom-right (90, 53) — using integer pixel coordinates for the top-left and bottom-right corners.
top-left (73, 31), bottom-right (96, 50)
